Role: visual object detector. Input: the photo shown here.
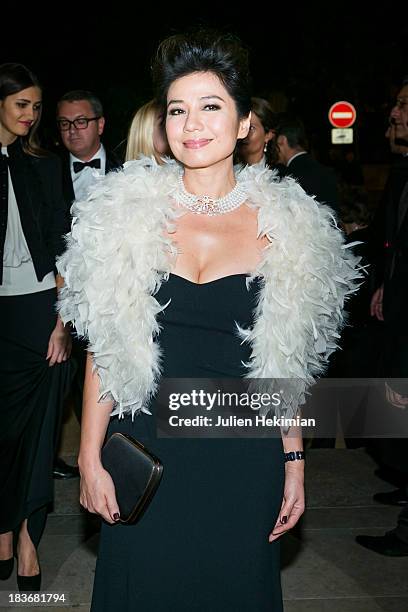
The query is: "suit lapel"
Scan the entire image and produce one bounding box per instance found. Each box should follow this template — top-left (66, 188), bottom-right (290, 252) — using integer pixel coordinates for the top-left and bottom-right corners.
top-left (397, 181), bottom-right (408, 233)
top-left (61, 152), bottom-right (75, 205)
top-left (105, 150), bottom-right (122, 174)
top-left (61, 148), bottom-right (122, 207)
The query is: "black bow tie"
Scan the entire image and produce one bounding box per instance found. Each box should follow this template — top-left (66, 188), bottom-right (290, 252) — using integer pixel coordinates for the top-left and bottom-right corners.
top-left (73, 158), bottom-right (101, 173)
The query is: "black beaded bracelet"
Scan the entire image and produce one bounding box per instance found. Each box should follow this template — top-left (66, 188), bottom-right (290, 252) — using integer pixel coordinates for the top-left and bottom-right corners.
top-left (284, 451), bottom-right (305, 462)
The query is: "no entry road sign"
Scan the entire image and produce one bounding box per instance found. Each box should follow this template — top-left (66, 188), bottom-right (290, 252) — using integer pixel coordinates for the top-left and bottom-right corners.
top-left (328, 101), bottom-right (357, 128)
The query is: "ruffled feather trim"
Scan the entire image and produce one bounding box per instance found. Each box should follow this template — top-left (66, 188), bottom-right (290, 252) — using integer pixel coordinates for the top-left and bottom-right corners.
top-left (235, 163), bottom-right (362, 418)
top-left (57, 157), bottom-right (363, 419)
top-left (57, 158), bottom-right (179, 417)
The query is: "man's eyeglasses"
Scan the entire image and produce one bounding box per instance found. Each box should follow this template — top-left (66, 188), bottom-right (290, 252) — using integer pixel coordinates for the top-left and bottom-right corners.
top-left (57, 116), bottom-right (100, 131)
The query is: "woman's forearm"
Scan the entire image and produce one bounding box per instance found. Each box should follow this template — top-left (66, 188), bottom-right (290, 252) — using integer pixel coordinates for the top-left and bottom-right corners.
top-left (281, 424), bottom-right (303, 454)
top-left (78, 352), bottom-right (113, 471)
top-left (55, 273), bottom-right (65, 290)
top-left (55, 274), bottom-right (66, 328)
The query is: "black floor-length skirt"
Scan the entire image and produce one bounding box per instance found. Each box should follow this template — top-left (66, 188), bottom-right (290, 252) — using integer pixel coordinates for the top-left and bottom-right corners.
top-left (0, 288), bottom-right (71, 545)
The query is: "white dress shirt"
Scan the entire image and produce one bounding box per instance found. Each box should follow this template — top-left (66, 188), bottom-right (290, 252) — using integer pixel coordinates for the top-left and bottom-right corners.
top-left (286, 151), bottom-right (307, 167)
top-left (70, 145), bottom-right (106, 201)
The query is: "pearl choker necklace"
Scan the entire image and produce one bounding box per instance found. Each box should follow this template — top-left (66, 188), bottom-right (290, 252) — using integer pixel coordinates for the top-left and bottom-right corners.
top-left (176, 173), bottom-right (247, 216)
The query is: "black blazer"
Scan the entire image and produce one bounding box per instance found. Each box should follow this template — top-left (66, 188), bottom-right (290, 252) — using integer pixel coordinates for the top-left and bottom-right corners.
top-left (0, 139), bottom-right (68, 285)
top-left (370, 155), bottom-right (408, 288)
top-left (383, 225), bottom-right (408, 380)
top-left (60, 148), bottom-right (122, 207)
top-left (283, 153), bottom-right (339, 212)
top-left (384, 184), bottom-right (408, 325)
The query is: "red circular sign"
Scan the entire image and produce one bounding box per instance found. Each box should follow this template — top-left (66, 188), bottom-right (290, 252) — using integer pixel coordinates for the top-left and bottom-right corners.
top-left (328, 101), bottom-right (356, 128)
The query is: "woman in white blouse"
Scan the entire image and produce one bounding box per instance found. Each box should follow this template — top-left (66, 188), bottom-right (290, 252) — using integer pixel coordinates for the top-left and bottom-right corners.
top-left (0, 63), bottom-right (71, 592)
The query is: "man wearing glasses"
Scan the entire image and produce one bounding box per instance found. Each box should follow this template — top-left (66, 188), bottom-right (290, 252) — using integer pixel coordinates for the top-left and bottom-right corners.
top-left (56, 89), bottom-right (121, 205)
top-left (54, 90), bottom-right (121, 480)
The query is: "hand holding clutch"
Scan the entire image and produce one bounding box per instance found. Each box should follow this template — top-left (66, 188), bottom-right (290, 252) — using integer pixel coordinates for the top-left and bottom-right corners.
top-left (101, 433), bottom-right (163, 524)
top-left (79, 460), bottom-right (120, 525)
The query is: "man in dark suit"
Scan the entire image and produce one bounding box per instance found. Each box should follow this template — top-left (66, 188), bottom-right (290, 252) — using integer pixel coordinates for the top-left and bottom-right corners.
top-left (56, 90), bottom-right (121, 207)
top-left (274, 113), bottom-right (339, 448)
top-left (355, 186), bottom-right (408, 556)
top-left (275, 114), bottom-right (339, 213)
top-left (54, 90), bottom-right (121, 479)
top-left (356, 86), bottom-right (408, 556)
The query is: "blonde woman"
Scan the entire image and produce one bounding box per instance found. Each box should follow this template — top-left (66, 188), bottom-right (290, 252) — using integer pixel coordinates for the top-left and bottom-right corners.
top-left (125, 99), bottom-right (169, 162)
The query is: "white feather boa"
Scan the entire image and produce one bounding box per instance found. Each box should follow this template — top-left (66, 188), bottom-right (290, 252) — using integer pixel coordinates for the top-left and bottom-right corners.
top-left (56, 158), bottom-right (362, 418)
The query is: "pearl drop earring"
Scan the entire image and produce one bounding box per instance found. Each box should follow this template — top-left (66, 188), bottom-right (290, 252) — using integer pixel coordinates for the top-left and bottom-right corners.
top-left (263, 143), bottom-right (268, 153)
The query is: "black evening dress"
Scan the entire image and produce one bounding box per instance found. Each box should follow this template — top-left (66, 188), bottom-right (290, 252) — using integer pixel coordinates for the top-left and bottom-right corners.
top-left (91, 274), bottom-right (285, 612)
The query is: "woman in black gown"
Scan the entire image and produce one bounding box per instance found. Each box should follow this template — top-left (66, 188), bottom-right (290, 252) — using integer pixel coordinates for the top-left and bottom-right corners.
top-left (0, 64), bottom-right (71, 591)
top-left (57, 31), bottom-right (361, 611)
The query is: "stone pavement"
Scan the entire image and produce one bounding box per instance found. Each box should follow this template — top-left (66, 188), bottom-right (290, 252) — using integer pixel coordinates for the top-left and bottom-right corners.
top-left (1, 449), bottom-right (407, 611)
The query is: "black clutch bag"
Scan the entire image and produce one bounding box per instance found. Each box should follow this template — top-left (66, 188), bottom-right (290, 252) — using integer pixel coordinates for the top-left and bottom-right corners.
top-left (101, 432), bottom-right (163, 524)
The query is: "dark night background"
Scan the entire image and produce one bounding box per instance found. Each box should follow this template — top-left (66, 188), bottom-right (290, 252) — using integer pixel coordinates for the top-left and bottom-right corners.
top-left (2, 6), bottom-right (408, 167)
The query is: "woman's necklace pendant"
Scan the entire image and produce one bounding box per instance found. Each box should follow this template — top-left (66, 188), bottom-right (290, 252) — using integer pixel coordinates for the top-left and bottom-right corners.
top-left (176, 172), bottom-right (246, 216)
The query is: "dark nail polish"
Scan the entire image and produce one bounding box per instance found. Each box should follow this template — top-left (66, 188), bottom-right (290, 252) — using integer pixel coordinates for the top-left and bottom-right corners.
top-left (281, 515), bottom-right (288, 524)
top-left (113, 513), bottom-right (120, 521)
